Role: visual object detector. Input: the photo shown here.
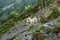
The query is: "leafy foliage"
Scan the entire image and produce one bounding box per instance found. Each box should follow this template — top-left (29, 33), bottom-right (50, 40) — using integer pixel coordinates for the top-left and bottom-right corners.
top-left (0, 3), bottom-right (39, 36)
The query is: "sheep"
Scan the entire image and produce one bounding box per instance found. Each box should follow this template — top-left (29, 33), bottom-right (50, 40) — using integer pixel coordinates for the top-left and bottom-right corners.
top-left (26, 17), bottom-right (33, 26)
top-left (32, 17), bottom-right (38, 24)
top-left (26, 17), bottom-right (38, 26)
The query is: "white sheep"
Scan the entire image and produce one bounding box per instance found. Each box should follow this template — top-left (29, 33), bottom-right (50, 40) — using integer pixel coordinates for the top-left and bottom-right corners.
top-left (26, 17), bottom-right (33, 26)
top-left (26, 17), bottom-right (38, 26)
top-left (32, 17), bottom-right (38, 24)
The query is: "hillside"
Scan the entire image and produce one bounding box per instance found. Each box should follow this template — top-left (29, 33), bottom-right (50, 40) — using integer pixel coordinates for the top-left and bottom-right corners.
top-left (0, 0), bottom-right (60, 40)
